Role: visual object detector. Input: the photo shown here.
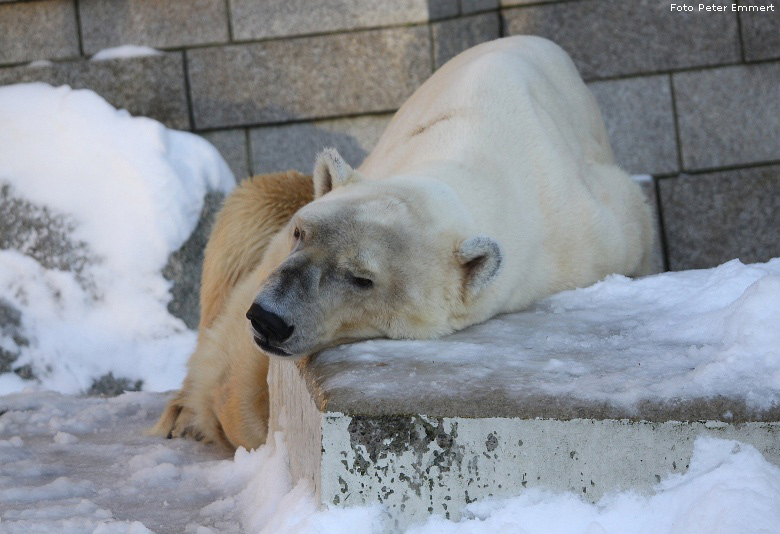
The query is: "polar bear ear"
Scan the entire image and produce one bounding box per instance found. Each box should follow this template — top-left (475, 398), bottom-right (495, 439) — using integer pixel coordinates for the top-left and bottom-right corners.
top-left (456, 236), bottom-right (503, 299)
top-left (313, 148), bottom-right (363, 198)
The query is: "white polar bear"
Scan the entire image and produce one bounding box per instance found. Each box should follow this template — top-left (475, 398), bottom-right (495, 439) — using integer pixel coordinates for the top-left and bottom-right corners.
top-left (249, 35), bottom-right (654, 352)
top-left (154, 36), bottom-right (654, 450)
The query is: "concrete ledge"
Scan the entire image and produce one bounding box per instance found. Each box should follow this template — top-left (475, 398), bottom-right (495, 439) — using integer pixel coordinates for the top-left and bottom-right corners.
top-left (269, 294), bottom-right (780, 528)
top-left (270, 356), bottom-right (780, 529)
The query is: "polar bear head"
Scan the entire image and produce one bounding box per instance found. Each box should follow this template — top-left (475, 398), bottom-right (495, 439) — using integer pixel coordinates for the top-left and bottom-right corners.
top-left (246, 148), bottom-right (502, 358)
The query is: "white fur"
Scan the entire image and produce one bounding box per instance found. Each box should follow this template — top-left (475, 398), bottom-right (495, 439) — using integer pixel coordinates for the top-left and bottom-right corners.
top-left (357, 36), bottom-right (654, 329)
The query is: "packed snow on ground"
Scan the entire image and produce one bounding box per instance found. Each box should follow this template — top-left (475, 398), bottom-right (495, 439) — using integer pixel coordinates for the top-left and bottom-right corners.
top-left (2, 390), bottom-right (780, 534)
top-left (0, 83), bottom-right (234, 395)
top-left (91, 45), bottom-right (162, 62)
top-left (319, 258), bottom-right (780, 415)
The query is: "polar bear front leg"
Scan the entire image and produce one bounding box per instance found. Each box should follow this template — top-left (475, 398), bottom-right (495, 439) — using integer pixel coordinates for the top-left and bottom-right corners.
top-left (214, 341), bottom-right (270, 450)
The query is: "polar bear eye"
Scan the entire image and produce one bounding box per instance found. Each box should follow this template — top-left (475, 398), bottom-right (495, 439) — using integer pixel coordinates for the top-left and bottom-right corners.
top-left (293, 227), bottom-right (302, 239)
top-left (351, 276), bottom-right (373, 289)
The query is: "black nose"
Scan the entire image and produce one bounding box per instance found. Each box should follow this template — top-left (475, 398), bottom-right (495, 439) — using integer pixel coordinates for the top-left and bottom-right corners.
top-left (246, 303), bottom-right (294, 343)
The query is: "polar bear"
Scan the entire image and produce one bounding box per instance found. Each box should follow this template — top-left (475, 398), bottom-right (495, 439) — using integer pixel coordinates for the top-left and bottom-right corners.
top-left (152, 36), bottom-right (654, 450)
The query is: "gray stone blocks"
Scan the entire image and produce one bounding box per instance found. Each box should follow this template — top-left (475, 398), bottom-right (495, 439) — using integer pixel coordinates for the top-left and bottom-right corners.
top-left (501, 0), bottom-right (556, 4)
top-left (462, 0), bottom-right (499, 14)
top-left (588, 75), bottom-right (678, 176)
top-left (201, 129), bottom-right (251, 182)
top-left (739, 2), bottom-right (780, 61)
top-left (229, 0), bottom-right (454, 41)
top-left (188, 27), bottom-right (431, 129)
top-left (78, 0), bottom-right (229, 54)
top-left (503, 0), bottom-right (740, 80)
top-left (0, 0), bottom-right (79, 65)
top-left (658, 166), bottom-right (780, 271)
top-left (432, 12), bottom-right (500, 69)
top-left (674, 62), bottom-right (780, 171)
top-left (250, 114), bottom-right (392, 175)
top-left (0, 54), bottom-right (190, 129)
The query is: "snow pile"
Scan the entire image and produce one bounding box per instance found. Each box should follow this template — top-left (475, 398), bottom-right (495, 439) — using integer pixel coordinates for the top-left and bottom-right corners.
top-left (1, 390), bottom-right (779, 533)
top-left (0, 83), bottom-right (234, 395)
top-left (320, 258), bottom-right (780, 413)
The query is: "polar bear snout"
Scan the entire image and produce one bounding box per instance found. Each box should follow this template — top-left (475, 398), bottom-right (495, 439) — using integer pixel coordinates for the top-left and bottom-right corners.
top-left (246, 302), bottom-right (295, 355)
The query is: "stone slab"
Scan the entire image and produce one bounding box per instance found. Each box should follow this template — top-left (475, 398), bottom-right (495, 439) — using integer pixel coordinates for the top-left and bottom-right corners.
top-left (673, 62), bottom-right (780, 171)
top-left (78, 0), bottom-right (229, 54)
top-left (229, 0), bottom-right (456, 41)
top-left (503, 0), bottom-right (740, 80)
top-left (588, 75), bottom-right (678, 176)
top-left (432, 12), bottom-right (500, 69)
top-left (187, 28), bottom-right (431, 129)
top-left (658, 166), bottom-right (780, 271)
top-left (250, 114), bottom-right (392, 175)
top-left (201, 129), bottom-right (251, 182)
top-left (0, 54), bottom-right (190, 130)
top-left (462, 0), bottom-right (499, 14)
top-left (0, 0), bottom-right (79, 66)
top-left (739, 1), bottom-right (780, 61)
top-left (501, 0), bottom-right (556, 4)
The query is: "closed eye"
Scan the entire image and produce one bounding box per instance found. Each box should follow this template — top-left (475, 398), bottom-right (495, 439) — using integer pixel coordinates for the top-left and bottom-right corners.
top-left (351, 276), bottom-right (373, 289)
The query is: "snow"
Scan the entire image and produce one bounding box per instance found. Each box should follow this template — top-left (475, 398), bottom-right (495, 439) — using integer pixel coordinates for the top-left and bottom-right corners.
top-left (1, 391), bottom-right (779, 533)
top-left (317, 258), bottom-right (780, 415)
top-left (0, 83), bottom-right (234, 395)
top-left (28, 59), bottom-right (55, 68)
top-left (91, 46), bottom-right (162, 62)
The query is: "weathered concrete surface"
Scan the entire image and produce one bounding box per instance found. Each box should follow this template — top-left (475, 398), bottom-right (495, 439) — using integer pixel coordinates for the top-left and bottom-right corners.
top-left (270, 354), bottom-right (780, 529)
top-left (269, 295), bottom-right (780, 528)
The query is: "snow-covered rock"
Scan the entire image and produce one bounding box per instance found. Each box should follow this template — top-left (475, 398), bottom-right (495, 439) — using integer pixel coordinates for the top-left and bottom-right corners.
top-left (0, 83), bottom-right (234, 395)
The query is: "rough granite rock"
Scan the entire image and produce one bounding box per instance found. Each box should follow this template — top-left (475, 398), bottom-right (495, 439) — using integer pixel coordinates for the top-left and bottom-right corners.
top-left (0, 298), bottom-right (27, 374)
top-left (0, 183), bottom-right (97, 290)
top-left (87, 372), bottom-right (143, 397)
top-left (163, 191), bottom-right (224, 330)
top-left (0, 183), bottom-right (223, 386)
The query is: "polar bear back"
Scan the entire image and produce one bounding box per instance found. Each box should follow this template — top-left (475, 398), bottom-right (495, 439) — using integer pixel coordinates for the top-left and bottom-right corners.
top-left (359, 36), bottom-right (653, 320)
top-left (360, 36), bottom-right (614, 180)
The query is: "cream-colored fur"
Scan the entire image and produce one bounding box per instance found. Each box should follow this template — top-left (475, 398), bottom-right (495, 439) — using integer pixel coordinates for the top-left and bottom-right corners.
top-left (153, 36), bottom-right (655, 450)
top-left (151, 171), bottom-right (313, 450)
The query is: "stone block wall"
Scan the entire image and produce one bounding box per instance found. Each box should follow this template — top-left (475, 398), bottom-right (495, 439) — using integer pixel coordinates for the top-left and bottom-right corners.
top-left (1, 0), bottom-right (778, 271)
